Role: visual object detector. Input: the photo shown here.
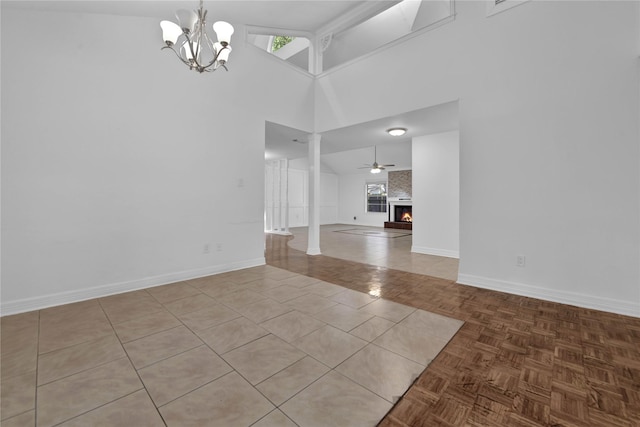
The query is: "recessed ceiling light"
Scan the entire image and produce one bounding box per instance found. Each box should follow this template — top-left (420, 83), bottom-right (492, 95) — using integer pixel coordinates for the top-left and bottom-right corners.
top-left (387, 128), bottom-right (407, 136)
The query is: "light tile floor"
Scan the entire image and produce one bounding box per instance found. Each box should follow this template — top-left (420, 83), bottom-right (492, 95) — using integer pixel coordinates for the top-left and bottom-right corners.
top-left (286, 225), bottom-right (459, 280)
top-left (1, 265), bottom-right (463, 427)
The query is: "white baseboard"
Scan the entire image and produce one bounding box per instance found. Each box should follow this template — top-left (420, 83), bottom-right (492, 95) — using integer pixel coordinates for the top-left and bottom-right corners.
top-left (0, 257), bottom-right (266, 317)
top-left (411, 245), bottom-right (459, 259)
top-left (266, 230), bottom-right (292, 236)
top-left (457, 273), bottom-right (640, 318)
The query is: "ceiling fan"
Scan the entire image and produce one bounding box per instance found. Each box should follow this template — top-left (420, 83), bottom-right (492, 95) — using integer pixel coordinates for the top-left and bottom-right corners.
top-left (358, 146), bottom-right (395, 174)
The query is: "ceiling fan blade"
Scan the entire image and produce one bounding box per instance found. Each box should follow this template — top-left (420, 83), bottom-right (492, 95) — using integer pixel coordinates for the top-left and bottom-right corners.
top-left (382, 164), bottom-right (395, 167)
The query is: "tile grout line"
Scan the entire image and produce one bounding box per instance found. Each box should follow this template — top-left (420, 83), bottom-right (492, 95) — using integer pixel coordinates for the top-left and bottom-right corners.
top-left (10, 265), bottom-right (468, 427)
top-left (47, 389), bottom-right (147, 427)
top-left (97, 298), bottom-right (169, 426)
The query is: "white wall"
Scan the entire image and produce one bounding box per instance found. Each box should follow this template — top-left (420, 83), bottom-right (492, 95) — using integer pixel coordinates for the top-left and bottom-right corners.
top-left (286, 169), bottom-right (338, 227)
top-left (411, 131), bottom-right (459, 258)
top-left (283, 157), bottom-right (339, 227)
top-left (287, 169), bottom-right (309, 227)
top-left (3, 2), bottom-right (639, 318)
top-left (1, 8), bottom-right (314, 314)
top-left (315, 1), bottom-right (640, 316)
top-left (265, 161), bottom-right (338, 229)
top-left (337, 172), bottom-right (390, 227)
top-left (320, 173), bottom-right (339, 225)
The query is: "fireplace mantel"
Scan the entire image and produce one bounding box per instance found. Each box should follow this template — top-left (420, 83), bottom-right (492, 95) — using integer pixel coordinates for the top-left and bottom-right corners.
top-left (388, 198), bottom-right (412, 204)
top-left (388, 198), bottom-right (412, 214)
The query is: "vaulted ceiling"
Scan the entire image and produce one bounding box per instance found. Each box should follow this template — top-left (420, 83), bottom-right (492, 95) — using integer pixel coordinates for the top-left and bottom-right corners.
top-left (6, 0), bottom-right (459, 172)
top-left (4, 1), bottom-right (385, 32)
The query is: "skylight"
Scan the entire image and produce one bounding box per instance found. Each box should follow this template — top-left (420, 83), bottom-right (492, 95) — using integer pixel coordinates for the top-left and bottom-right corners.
top-left (272, 36), bottom-right (295, 52)
top-left (246, 0), bottom-right (454, 75)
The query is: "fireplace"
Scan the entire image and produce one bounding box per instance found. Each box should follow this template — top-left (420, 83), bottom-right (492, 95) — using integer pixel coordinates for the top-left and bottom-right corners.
top-left (394, 205), bottom-right (413, 223)
top-left (385, 199), bottom-right (413, 230)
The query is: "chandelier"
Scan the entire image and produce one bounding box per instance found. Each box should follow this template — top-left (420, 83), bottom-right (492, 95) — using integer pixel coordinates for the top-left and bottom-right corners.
top-left (160, 0), bottom-right (234, 73)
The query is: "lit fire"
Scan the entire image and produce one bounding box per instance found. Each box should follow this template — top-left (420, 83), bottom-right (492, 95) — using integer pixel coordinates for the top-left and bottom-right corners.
top-left (401, 212), bottom-right (412, 222)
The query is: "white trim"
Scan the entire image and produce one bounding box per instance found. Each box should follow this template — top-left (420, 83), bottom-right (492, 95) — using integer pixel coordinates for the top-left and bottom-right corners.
top-left (0, 258), bottom-right (265, 317)
top-left (315, 1), bottom-right (399, 38)
top-left (365, 181), bottom-right (388, 214)
top-left (411, 245), bottom-right (459, 259)
top-left (267, 230), bottom-right (292, 236)
top-left (388, 199), bottom-right (412, 222)
top-left (306, 248), bottom-right (321, 256)
top-left (245, 3), bottom-right (455, 77)
top-left (318, 13), bottom-right (455, 78)
top-left (486, 0), bottom-right (532, 17)
top-left (244, 41), bottom-right (314, 78)
top-left (457, 273), bottom-right (640, 318)
top-left (244, 26), bottom-right (315, 78)
top-left (245, 25), bottom-right (314, 41)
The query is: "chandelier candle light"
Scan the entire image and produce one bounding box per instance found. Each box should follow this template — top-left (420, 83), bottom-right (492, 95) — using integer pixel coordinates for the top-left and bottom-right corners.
top-left (160, 0), bottom-right (234, 73)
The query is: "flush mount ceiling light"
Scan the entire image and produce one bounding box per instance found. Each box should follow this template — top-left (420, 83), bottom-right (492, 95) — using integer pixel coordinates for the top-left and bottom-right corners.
top-left (160, 0), bottom-right (234, 73)
top-left (387, 127), bottom-right (407, 136)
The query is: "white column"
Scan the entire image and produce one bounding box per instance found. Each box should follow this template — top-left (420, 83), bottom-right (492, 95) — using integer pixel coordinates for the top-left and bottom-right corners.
top-left (274, 161), bottom-right (281, 231)
top-left (264, 161), bottom-right (274, 232)
top-left (310, 33), bottom-right (331, 75)
top-left (264, 159), bottom-right (292, 236)
top-left (281, 159), bottom-right (290, 234)
top-left (307, 133), bottom-right (321, 255)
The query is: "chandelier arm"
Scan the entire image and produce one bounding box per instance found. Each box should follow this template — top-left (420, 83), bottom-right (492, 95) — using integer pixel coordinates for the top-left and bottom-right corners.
top-left (201, 45), bottom-right (229, 70)
top-left (184, 33), bottom-right (201, 68)
top-left (161, 45), bottom-right (196, 68)
top-left (207, 30), bottom-right (217, 49)
top-left (189, 21), bottom-right (209, 71)
top-left (202, 62), bottom-right (227, 72)
top-left (203, 30), bottom-right (217, 58)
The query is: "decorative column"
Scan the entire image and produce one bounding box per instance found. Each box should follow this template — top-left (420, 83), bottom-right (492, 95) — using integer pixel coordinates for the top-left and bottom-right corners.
top-left (310, 33), bottom-right (332, 75)
top-left (307, 133), bottom-right (321, 255)
top-left (274, 160), bottom-right (281, 231)
top-left (279, 158), bottom-right (290, 234)
top-left (264, 161), bottom-right (275, 232)
top-left (264, 159), bottom-right (291, 235)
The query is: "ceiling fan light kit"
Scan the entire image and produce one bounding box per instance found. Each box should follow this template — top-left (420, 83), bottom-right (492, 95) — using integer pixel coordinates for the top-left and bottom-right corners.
top-left (357, 146), bottom-right (395, 174)
top-left (160, 0), bottom-right (234, 73)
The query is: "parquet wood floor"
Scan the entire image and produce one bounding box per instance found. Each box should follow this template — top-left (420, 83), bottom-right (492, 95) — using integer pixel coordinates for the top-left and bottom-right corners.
top-left (265, 233), bottom-right (640, 427)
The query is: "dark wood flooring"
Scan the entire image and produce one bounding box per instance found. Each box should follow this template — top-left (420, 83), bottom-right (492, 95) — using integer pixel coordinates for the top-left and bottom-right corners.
top-left (265, 233), bottom-right (640, 427)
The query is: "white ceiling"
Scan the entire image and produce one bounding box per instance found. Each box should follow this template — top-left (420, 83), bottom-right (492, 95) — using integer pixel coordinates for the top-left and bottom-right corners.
top-left (3, 1), bottom-right (372, 32)
top-left (266, 100), bottom-right (459, 175)
top-left (320, 141), bottom-right (413, 176)
top-left (7, 0), bottom-right (460, 175)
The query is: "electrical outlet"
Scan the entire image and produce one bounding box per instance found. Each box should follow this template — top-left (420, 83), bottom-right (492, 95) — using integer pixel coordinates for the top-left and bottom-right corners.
top-left (516, 255), bottom-right (526, 267)
top-left (203, 244), bottom-right (210, 254)
top-left (216, 243), bottom-right (223, 252)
